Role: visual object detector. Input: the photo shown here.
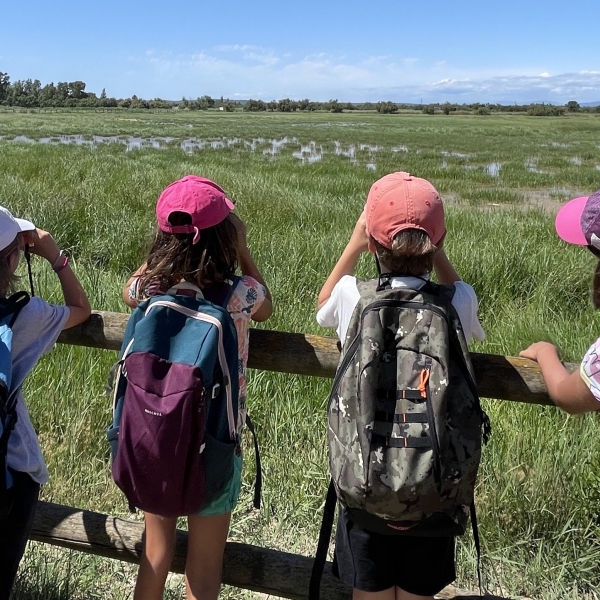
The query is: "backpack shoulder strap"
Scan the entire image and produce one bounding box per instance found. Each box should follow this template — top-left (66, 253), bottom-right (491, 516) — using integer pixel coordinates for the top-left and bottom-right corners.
top-left (0, 291), bottom-right (30, 326)
top-left (309, 480), bottom-right (337, 600)
top-left (222, 276), bottom-right (241, 309)
top-left (420, 280), bottom-right (456, 304)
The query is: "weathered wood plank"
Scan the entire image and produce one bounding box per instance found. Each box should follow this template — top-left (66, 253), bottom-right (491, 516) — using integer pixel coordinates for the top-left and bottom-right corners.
top-left (31, 502), bottom-right (508, 600)
top-left (58, 310), bottom-right (570, 406)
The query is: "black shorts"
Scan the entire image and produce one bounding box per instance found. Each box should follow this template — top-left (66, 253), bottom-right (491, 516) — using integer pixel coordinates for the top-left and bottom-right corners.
top-left (332, 507), bottom-right (456, 596)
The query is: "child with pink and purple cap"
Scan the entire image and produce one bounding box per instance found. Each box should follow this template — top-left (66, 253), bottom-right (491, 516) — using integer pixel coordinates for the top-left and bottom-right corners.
top-left (520, 189), bottom-right (600, 414)
top-left (122, 174), bottom-right (272, 600)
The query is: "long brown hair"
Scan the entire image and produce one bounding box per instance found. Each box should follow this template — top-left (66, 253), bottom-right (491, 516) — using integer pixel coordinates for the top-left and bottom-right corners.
top-left (139, 212), bottom-right (238, 292)
top-left (593, 260), bottom-right (600, 309)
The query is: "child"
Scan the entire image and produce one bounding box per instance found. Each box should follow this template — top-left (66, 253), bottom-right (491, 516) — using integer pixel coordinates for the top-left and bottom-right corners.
top-left (122, 175), bottom-right (272, 600)
top-left (520, 189), bottom-right (600, 414)
top-left (316, 172), bottom-right (485, 600)
top-left (0, 206), bottom-right (91, 597)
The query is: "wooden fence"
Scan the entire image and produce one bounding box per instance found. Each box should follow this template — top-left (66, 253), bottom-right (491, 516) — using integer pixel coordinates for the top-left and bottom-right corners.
top-left (30, 310), bottom-right (567, 599)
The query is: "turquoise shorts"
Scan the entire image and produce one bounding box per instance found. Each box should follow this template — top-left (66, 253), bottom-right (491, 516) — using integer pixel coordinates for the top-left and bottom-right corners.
top-left (197, 453), bottom-right (242, 516)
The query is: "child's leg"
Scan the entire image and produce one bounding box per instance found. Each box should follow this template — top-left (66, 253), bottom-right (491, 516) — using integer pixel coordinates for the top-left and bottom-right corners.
top-left (184, 512), bottom-right (231, 600)
top-left (134, 513), bottom-right (177, 600)
top-left (352, 587), bottom-right (396, 600)
top-left (351, 585), bottom-right (434, 600)
top-left (0, 471), bottom-right (40, 598)
top-left (395, 588), bottom-right (434, 600)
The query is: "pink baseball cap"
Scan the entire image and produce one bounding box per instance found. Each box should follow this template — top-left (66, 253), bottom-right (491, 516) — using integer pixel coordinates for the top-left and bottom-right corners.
top-left (365, 172), bottom-right (445, 248)
top-left (156, 175), bottom-right (234, 244)
top-left (555, 190), bottom-right (600, 250)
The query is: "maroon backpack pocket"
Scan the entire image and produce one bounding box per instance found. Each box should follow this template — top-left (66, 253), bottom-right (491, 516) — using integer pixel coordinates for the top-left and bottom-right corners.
top-left (112, 352), bottom-right (207, 517)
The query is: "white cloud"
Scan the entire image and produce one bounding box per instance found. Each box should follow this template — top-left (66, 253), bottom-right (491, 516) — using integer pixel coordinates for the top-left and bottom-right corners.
top-left (134, 49), bottom-right (600, 103)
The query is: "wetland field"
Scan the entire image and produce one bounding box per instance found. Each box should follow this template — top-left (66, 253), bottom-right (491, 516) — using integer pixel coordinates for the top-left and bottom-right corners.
top-left (2, 109), bottom-right (600, 599)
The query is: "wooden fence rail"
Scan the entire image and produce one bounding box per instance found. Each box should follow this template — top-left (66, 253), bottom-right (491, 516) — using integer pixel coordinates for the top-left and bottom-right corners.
top-left (30, 502), bottom-right (497, 600)
top-left (30, 309), bottom-right (559, 598)
top-left (58, 310), bottom-right (574, 406)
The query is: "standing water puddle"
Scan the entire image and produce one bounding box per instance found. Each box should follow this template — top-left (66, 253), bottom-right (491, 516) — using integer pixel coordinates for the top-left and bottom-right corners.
top-left (486, 162), bottom-right (501, 177)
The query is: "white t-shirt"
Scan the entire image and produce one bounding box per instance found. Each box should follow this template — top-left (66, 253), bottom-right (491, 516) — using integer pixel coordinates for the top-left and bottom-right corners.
top-left (7, 297), bottom-right (70, 484)
top-left (580, 337), bottom-right (600, 405)
top-left (316, 274), bottom-right (485, 343)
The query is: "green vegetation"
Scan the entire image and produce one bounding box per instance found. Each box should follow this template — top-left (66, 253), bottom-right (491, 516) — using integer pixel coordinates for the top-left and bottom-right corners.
top-left (2, 111), bottom-right (600, 599)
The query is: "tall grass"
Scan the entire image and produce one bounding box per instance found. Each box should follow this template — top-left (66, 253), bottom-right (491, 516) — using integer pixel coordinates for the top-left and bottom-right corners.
top-left (2, 112), bottom-right (600, 599)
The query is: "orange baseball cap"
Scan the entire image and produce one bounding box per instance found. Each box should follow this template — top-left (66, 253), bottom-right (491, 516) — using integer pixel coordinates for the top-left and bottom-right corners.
top-left (365, 171), bottom-right (445, 248)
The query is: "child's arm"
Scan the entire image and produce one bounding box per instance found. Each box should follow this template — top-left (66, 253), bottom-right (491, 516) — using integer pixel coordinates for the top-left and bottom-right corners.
top-left (24, 228), bottom-right (91, 330)
top-left (230, 214), bottom-right (273, 322)
top-left (317, 211), bottom-right (368, 310)
top-left (122, 263), bottom-right (147, 308)
top-left (432, 241), bottom-right (461, 285)
top-left (519, 342), bottom-right (599, 414)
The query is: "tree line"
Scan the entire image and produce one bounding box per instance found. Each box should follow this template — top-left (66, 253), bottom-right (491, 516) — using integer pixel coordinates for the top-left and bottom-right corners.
top-left (0, 72), bottom-right (598, 116)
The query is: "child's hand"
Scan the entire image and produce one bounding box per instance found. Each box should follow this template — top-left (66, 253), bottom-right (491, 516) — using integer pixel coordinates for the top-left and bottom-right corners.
top-left (349, 210), bottom-right (369, 254)
top-left (23, 228), bottom-right (61, 264)
top-left (519, 342), bottom-right (559, 363)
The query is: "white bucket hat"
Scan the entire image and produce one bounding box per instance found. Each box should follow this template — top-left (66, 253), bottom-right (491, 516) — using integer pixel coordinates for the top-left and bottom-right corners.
top-left (0, 206), bottom-right (35, 253)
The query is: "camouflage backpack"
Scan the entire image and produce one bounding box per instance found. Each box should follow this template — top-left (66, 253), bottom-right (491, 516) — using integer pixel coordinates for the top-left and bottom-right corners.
top-left (309, 276), bottom-right (490, 599)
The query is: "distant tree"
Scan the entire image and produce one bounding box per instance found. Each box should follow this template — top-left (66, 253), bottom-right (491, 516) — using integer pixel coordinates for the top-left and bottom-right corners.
top-left (527, 103), bottom-right (565, 116)
top-left (376, 101), bottom-right (397, 114)
top-left (328, 99), bottom-right (343, 113)
top-left (442, 102), bottom-right (455, 115)
top-left (100, 88), bottom-right (107, 99)
top-left (422, 104), bottom-right (435, 115)
top-left (297, 98), bottom-right (310, 111)
top-left (197, 95), bottom-right (215, 109)
top-left (69, 81), bottom-right (87, 99)
top-left (277, 98), bottom-right (295, 112)
top-left (566, 100), bottom-right (580, 112)
top-left (243, 99), bottom-right (267, 112)
top-left (477, 106), bottom-right (491, 115)
top-left (0, 72), bottom-right (10, 103)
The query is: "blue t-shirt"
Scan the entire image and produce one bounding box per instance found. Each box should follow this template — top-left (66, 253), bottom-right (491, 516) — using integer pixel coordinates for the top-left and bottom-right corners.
top-left (6, 297), bottom-right (69, 484)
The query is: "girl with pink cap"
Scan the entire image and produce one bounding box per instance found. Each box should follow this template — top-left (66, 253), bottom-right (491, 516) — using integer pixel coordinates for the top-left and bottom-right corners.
top-left (122, 175), bottom-right (272, 600)
top-left (520, 189), bottom-right (600, 413)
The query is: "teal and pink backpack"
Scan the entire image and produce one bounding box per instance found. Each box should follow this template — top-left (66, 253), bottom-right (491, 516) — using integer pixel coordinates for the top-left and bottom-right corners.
top-left (107, 281), bottom-right (260, 517)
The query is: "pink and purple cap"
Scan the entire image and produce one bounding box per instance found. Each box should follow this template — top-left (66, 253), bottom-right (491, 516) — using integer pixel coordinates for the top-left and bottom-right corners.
top-left (555, 189), bottom-right (600, 251)
top-left (156, 175), bottom-right (234, 244)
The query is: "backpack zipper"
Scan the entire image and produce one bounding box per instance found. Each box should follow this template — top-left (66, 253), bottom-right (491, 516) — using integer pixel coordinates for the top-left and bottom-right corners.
top-left (421, 364), bottom-right (442, 487)
top-left (330, 300), bottom-right (450, 401)
top-left (145, 300), bottom-right (236, 440)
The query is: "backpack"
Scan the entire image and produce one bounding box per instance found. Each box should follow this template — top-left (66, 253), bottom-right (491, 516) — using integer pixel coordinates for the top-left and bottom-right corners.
top-left (309, 276), bottom-right (490, 598)
top-left (0, 291), bottom-right (31, 516)
top-left (107, 281), bottom-right (246, 518)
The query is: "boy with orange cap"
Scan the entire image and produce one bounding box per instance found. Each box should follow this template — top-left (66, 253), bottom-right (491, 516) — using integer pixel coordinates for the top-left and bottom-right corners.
top-left (316, 172), bottom-right (485, 600)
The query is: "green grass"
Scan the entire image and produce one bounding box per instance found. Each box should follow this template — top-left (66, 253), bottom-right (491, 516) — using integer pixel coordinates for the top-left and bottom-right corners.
top-left (2, 111), bottom-right (600, 599)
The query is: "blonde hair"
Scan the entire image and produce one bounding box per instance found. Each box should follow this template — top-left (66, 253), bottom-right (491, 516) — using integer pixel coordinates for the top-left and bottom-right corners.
top-left (373, 229), bottom-right (437, 276)
top-left (0, 238), bottom-right (20, 297)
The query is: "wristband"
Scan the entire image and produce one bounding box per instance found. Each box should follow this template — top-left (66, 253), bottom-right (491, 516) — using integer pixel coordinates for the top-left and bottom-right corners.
top-left (52, 251), bottom-right (69, 273)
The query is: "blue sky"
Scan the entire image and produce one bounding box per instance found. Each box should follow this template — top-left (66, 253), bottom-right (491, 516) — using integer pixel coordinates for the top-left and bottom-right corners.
top-left (2, 0), bottom-right (600, 104)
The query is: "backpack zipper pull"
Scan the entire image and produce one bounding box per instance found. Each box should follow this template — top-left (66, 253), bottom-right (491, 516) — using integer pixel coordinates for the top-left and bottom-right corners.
top-left (418, 368), bottom-right (430, 398)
